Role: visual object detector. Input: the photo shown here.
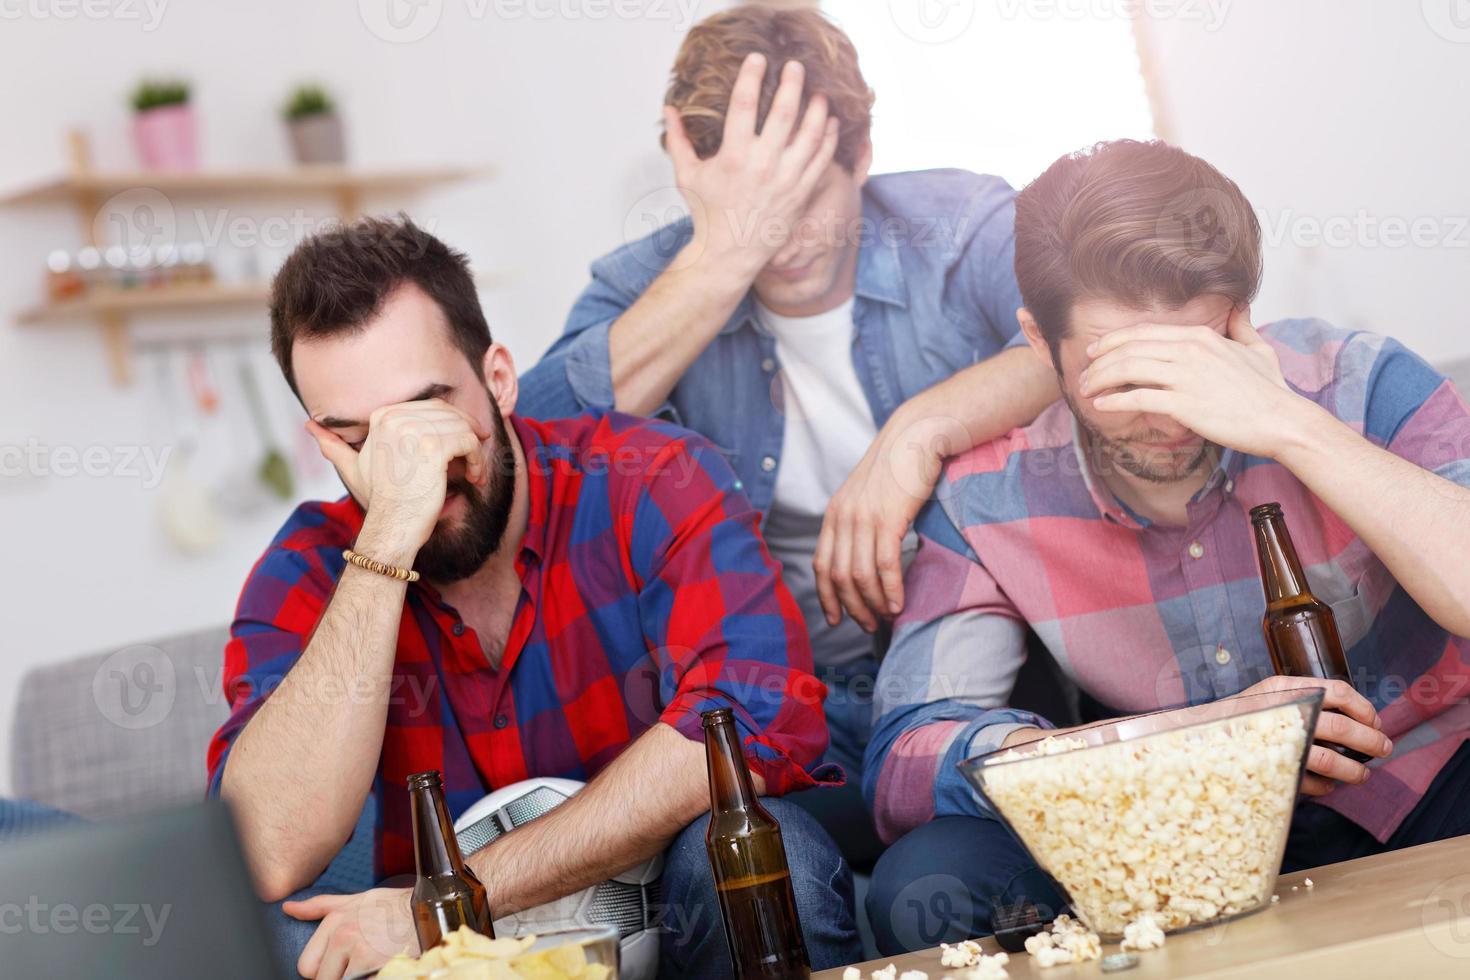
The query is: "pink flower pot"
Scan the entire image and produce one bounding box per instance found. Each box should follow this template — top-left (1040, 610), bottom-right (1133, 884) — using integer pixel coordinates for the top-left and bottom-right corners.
top-left (133, 104), bottom-right (198, 171)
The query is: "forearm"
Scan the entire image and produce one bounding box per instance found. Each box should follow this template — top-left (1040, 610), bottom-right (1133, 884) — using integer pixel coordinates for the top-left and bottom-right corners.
top-left (892, 346), bottom-right (1059, 453)
top-left (468, 722), bottom-right (763, 914)
top-left (607, 243), bottom-right (753, 415)
top-left (223, 523), bottom-right (413, 899)
top-left (1277, 402), bottom-right (1470, 637)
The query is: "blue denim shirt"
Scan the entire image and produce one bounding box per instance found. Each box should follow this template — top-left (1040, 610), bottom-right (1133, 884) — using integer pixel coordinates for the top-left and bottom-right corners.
top-left (517, 169), bottom-right (1025, 515)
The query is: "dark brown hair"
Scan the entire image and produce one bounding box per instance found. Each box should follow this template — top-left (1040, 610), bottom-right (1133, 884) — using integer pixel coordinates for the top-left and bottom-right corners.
top-left (664, 6), bottom-right (874, 171)
top-left (269, 214), bottom-right (491, 394)
top-left (1014, 140), bottom-right (1262, 362)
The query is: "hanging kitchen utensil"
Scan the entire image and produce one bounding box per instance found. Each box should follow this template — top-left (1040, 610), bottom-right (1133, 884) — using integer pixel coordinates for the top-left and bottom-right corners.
top-left (238, 356), bottom-right (294, 501)
top-left (155, 349), bottom-right (224, 554)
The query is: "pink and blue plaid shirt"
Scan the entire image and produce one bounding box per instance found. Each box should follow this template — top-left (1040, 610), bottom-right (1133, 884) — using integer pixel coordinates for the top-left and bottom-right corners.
top-left (866, 319), bottom-right (1470, 845)
top-left (208, 411), bottom-right (832, 878)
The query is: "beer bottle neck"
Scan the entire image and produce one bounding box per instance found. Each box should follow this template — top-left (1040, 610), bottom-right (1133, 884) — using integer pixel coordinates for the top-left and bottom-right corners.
top-left (1253, 511), bottom-right (1310, 602)
top-left (704, 712), bottom-right (759, 814)
top-left (410, 781), bottom-right (466, 878)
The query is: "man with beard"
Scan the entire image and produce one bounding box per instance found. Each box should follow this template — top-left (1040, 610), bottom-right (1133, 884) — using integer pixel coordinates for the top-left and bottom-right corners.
top-left (210, 216), bottom-right (861, 979)
top-left (862, 140), bottom-right (1470, 952)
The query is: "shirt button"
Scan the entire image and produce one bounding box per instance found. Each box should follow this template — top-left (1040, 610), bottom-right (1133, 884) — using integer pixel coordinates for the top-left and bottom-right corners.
top-left (1216, 646), bottom-right (1232, 665)
top-left (761, 358), bottom-right (775, 373)
top-left (452, 622), bottom-right (466, 637)
top-left (761, 456), bottom-right (777, 472)
top-left (494, 714), bottom-right (509, 729)
top-left (1188, 541), bottom-right (1205, 560)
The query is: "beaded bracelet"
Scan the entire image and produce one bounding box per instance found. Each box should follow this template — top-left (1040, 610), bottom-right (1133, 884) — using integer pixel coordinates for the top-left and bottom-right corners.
top-left (343, 548), bottom-right (420, 583)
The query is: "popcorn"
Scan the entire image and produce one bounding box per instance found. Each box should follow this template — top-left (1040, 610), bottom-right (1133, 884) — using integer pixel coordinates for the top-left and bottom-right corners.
top-left (841, 949), bottom-right (1011, 980)
top-left (1304, 878), bottom-right (1314, 890)
top-left (988, 735), bottom-right (1090, 765)
top-left (1271, 895), bottom-right (1280, 904)
top-left (940, 940), bottom-right (985, 968)
top-left (979, 705), bottom-right (1309, 936)
top-left (1120, 913), bottom-right (1166, 952)
top-left (937, 940), bottom-right (1010, 978)
top-left (1024, 914), bottom-right (1102, 968)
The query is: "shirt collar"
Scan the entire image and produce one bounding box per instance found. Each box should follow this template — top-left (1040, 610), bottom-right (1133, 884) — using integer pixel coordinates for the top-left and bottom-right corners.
top-left (1069, 417), bottom-right (1242, 529)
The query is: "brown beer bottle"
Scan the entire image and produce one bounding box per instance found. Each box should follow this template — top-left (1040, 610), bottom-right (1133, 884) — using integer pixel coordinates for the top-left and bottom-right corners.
top-left (1250, 503), bottom-right (1371, 763)
top-left (407, 770), bottom-right (493, 952)
top-left (703, 708), bottom-right (811, 980)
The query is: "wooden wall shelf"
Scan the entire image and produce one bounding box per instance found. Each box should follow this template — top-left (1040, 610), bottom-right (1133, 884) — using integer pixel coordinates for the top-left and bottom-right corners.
top-left (3, 131), bottom-right (491, 384)
top-left (18, 282), bottom-right (273, 324)
top-left (0, 164), bottom-right (492, 207)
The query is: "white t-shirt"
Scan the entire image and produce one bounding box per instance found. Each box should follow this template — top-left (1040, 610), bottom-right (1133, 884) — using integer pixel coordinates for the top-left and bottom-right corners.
top-left (757, 298), bottom-right (878, 671)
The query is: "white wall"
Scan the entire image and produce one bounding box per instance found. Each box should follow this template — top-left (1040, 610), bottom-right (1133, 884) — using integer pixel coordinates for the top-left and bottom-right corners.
top-left (0, 0), bottom-right (729, 793)
top-left (1138, 0), bottom-right (1470, 364)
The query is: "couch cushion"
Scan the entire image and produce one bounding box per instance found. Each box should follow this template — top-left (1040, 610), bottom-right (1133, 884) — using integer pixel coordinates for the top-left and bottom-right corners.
top-left (10, 627), bottom-right (230, 820)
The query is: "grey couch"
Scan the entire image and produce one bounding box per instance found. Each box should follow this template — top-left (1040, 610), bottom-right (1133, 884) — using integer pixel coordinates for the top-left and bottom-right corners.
top-left (10, 627), bottom-right (231, 820)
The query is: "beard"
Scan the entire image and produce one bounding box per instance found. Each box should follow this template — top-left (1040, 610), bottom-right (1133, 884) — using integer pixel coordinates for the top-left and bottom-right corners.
top-left (413, 402), bottom-right (517, 583)
top-left (1062, 387), bottom-right (1211, 484)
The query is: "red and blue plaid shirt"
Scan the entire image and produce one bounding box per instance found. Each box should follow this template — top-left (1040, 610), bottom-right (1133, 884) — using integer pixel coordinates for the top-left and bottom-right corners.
top-left (208, 411), bottom-right (831, 877)
top-left (867, 320), bottom-right (1470, 845)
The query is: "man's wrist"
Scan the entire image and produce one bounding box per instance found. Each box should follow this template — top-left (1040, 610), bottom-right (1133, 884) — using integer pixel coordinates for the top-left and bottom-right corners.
top-left (1270, 396), bottom-right (1346, 469)
top-left (680, 237), bottom-right (763, 296)
top-left (353, 514), bottom-right (421, 570)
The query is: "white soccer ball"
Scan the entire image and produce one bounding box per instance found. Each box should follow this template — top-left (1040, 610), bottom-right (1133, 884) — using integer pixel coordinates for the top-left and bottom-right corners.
top-left (453, 777), bottom-right (662, 980)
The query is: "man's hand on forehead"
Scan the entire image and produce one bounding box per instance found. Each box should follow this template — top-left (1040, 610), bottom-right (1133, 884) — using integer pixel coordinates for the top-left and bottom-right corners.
top-left (662, 51), bottom-right (840, 274)
top-left (1075, 306), bottom-right (1323, 460)
top-left (304, 397), bottom-right (492, 551)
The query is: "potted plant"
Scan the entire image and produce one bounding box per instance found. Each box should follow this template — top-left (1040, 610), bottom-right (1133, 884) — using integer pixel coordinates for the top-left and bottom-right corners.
top-left (283, 84), bottom-right (345, 165)
top-left (131, 78), bottom-right (197, 171)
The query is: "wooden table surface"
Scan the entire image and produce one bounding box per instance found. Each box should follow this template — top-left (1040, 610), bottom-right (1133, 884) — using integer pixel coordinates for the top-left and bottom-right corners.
top-left (819, 835), bottom-right (1470, 979)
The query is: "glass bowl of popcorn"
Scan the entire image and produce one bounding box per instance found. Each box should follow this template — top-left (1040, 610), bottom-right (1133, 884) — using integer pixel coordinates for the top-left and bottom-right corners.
top-left (958, 688), bottom-right (1323, 940)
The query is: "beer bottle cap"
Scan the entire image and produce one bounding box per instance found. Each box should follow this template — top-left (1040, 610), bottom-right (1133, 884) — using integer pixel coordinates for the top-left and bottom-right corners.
top-left (1101, 952), bottom-right (1140, 973)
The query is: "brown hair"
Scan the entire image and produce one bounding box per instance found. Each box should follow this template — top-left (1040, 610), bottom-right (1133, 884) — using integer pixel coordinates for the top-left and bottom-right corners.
top-left (1014, 140), bottom-right (1262, 361)
top-left (664, 6), bottom-right (874, 171)
top-left (269, 214), bottom-right (491, 394)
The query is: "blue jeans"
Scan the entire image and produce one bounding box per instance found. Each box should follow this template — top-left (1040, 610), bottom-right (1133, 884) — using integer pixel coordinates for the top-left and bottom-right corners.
top-left (786, 662), bottom-right (886, 871)
top-left (269, 796), bottom-right (861, 979)
top-left (659, 796), bottom-right (862, 978)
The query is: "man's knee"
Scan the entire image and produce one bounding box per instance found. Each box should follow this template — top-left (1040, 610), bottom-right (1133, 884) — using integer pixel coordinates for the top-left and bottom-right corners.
top-left (756, 798), bottom-right (854, 912)
top-left (867, 815), bottom-right (1058, 955)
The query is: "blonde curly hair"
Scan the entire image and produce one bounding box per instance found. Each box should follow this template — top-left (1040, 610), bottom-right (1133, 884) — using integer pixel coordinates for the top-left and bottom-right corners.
top-left (664, 5), bottom-right (874, 171)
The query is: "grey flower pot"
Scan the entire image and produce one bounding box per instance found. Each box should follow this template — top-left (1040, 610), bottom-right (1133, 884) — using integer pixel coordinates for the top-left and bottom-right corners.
top-left (288, 113), bottom-right (345, 165)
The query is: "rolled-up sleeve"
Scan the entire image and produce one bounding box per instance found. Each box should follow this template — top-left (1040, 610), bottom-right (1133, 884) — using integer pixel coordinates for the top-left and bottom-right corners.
top-left (205, 547), bottom-right (332, 795)
top-left (629, 425), bottom-right (835, 795)
top-left (863, 501), bottom-right (1051, 843)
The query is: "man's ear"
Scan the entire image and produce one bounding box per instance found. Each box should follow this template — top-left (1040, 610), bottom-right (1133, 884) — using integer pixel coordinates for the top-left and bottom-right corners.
top-left (1017, 308), bottom-right (1058, 372)
top-left (482, 343), bottom-right (518, 418)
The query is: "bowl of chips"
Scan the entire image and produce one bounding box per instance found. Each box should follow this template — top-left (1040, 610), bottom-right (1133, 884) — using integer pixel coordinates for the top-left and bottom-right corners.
top-left (958, 688), bottom-right (1323, 939)
top-left (374, 925), bottom-right (618, 979)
